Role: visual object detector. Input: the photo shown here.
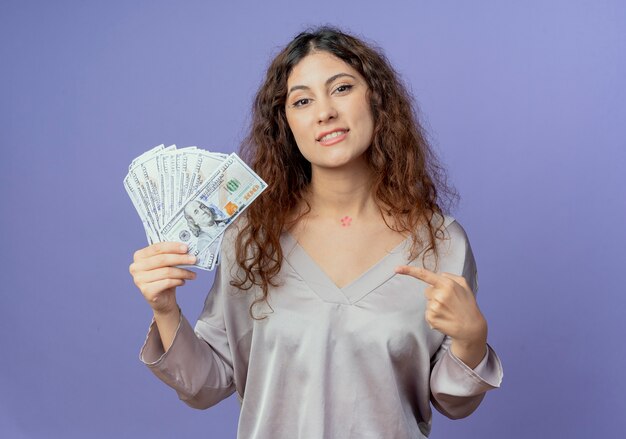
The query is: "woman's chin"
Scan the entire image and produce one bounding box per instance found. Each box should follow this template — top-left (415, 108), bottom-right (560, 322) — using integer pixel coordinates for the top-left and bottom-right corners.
top-left (313, 154), bottom-right (368, 172)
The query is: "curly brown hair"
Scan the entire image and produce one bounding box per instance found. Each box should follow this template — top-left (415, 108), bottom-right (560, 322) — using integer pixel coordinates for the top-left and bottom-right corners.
top-left (234, 26), bottom-right (458, 318)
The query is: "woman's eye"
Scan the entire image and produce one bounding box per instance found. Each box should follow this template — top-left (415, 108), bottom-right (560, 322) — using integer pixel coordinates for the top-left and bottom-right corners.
top-left (293, 98), bottom-right (310, 107)
top-left (334, 84), bottom-right (353, 94)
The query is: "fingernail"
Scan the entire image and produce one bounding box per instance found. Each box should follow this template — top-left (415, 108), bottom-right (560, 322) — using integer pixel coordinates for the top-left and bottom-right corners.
top-left (188, 255), bottom-right (197, 263)
top-left (179, 244), bottom-right (188, 252)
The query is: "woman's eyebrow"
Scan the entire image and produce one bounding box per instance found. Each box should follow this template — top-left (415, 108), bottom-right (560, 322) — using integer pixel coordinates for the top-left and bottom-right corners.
top-left (287, 73), bottom-right (356, 99)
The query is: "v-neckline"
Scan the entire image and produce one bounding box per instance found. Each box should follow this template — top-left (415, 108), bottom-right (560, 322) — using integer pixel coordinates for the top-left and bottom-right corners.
top-left (280, 231), bottom-right (412, 305)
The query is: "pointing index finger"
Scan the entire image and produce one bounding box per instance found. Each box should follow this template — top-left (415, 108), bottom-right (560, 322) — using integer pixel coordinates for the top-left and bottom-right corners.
top-left (395, 265), bottom-right (443, 286)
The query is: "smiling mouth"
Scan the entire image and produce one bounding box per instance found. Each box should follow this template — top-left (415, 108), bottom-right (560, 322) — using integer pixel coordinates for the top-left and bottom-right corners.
top-left (318, 129), bottom-right (348, 142)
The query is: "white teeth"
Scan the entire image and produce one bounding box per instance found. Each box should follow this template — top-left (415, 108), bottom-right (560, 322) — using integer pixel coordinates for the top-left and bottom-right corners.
top-left (320, 131), bottom-right (346, 142)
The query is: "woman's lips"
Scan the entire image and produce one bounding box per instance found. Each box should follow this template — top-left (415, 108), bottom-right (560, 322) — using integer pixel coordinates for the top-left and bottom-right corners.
top-left (318, 130), bottom-right (348, 146)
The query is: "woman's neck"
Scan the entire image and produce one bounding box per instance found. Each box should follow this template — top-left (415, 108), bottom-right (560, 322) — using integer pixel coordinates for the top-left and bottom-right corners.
top-left (305, 160), bottom-right (379, 221)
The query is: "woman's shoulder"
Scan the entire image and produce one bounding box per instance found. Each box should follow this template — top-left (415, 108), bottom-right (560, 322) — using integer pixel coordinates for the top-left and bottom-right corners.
top-left (218, 217), bottom-right (244, 257)
top-left (216, 213), bottom-right (255, 264)
top-left (431, 213), bottom-right (477, 276)
top-left (421, 212), bottom-right (473, 260)
top-left (438, 213), bottom-right (470, 243)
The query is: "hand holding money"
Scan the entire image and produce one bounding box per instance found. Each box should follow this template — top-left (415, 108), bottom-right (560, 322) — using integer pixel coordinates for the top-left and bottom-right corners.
top-left (124, 145), bottom-right (268, 271)
top-left (129, 242), bottom-right (197, 315)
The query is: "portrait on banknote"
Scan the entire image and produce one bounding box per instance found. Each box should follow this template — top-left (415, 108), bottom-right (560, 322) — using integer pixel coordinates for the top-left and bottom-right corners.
top-left (183, 200), bottom-right (229, 255)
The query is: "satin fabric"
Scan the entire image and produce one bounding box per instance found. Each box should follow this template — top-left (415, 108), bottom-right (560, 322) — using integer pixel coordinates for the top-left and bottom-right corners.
top-left (141, 215), bottom-right (503, 438)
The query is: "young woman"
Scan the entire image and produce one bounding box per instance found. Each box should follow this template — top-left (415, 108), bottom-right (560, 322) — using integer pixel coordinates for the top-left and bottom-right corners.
top-left (129, 26), bottom-right (502, 438)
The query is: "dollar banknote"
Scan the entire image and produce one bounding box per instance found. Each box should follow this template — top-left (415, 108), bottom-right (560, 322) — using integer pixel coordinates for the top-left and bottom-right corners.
top-left (159, 153), bottom-right (267, 269)
top-left (124, 146), bottom-right (266, 271)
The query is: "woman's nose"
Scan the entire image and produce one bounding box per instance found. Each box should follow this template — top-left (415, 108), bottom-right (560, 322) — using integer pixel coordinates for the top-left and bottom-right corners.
top-left (317, 98), bottom-right (338, 123)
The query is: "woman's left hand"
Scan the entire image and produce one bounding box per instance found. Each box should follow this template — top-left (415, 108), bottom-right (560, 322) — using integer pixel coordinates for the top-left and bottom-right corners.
top-left (395, 265), bottom-right (488, 368)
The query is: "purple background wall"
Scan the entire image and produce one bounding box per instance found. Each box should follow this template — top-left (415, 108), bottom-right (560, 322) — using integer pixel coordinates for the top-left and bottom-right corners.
top-left (1, 1), bottom-right (624, 437)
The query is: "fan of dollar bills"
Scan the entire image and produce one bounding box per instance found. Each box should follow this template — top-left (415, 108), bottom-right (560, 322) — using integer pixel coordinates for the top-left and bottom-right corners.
top-left (124, 144), bottom-right (268, 271)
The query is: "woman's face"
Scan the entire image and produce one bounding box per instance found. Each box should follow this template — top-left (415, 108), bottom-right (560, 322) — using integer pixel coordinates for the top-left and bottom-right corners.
top-left (284, 51), bottom-right (374, 171)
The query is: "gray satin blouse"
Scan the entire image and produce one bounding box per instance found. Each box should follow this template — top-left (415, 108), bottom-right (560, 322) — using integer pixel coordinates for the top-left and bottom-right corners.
top-left (140, 215), bottom-right (503, 438)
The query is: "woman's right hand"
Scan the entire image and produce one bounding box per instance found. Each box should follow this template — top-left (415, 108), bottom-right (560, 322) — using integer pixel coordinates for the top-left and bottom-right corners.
top-left (129, 242), bottom-right (197, 315)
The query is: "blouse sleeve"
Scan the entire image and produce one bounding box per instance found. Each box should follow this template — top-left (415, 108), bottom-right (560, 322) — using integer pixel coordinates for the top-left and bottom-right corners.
top-left (139, 262), bottom-right (237, 409)
top-left (429, 220), bottom-right (504, 419)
